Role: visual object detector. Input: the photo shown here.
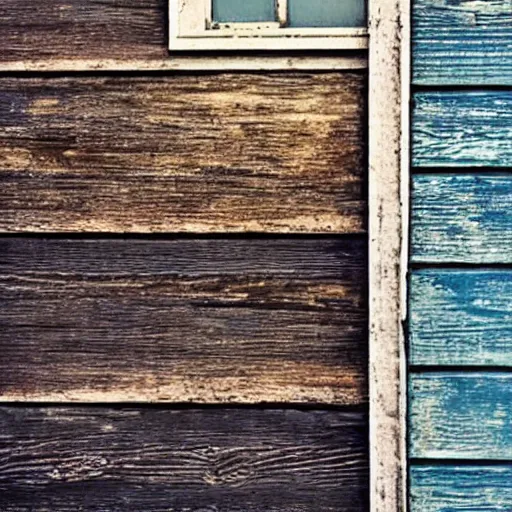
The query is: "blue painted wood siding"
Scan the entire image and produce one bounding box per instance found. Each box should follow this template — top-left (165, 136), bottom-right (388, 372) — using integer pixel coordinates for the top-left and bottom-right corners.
top-left (409, 0), bottom-right (512, 509)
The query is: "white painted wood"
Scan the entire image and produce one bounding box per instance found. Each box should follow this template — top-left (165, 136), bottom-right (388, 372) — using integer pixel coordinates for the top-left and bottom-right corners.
top-left (368, 0), bottom-right (410, 511)
top-left (170, 0), bottom-right (368, 51)
top-left (276, 0), bottom-right (288, 27)
top-left (0, 56), bottom-right (368, 72)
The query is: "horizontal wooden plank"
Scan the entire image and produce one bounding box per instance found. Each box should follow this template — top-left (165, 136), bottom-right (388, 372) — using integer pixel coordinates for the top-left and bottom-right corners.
top-left (413, 0), bottom-right (512, 85)
top-left (409, 373), bottom-right (512, 459)
top-left (410, 270), bottom-right (512, 366)
top-left (0, 74), bottom-right (366, 234)
top-left (410, 465), bottom-right (512, 512)
top-left (411, 174), bottom-right (512, 263)
top-left (0, 407), bottom-right (368, 511)
top-left (413, 92), bottom-right (512, 167)
top-left (0, 0), bottom-right (169, 64)
top-left (0, 237), bottom-right (367, 404)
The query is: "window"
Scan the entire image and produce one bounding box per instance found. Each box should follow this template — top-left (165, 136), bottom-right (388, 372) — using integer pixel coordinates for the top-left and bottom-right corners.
top-left (169, 0), bottom-right (368, 51)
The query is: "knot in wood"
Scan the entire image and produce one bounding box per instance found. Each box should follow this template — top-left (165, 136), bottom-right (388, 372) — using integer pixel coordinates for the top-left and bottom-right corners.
top-left (203, 449), bottom-right (253, 487)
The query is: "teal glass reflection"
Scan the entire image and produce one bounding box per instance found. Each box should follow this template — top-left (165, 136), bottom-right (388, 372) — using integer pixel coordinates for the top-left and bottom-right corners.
top-left (288, 0), bottom-right (366, 27)
top-left (212, 0), bottom-right (276, 23)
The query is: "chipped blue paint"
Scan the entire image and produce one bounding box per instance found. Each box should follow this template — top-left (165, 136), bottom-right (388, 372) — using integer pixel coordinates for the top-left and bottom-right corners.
top-left (410, 373), bottom-right (512, 459)
top-left (411, 174), bottom-right (512, 263)
top-left (410, 269), bottom-right (512, 366)
top-left (410, 465), bottom-right (512, 512)
top-left (413, 0), bottom-right (512, 85)
top-left (413, 91), bottom-right (512, 167)
top-left (410, 0), bottom-right (512, 506)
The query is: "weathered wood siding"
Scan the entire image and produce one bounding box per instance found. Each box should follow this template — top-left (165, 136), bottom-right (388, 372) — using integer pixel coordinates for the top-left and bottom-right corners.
top-left (413, 92), bottom-right (512, 167)
top-left (0, 0), bottom-right (170, 65)
top-left (0, 74), bottom-right (366, 234)
top-left (411, 174), bottom-right (512, 263)
top-left (0, 407), bottom-right (369, 511)
top-left (0, 237), bottom-right (367, 404)
top-left (413, 0), bottom-right (512, 86)
top-left (410, 373), bottom-right (512, 459)
top-left (411, 465), bottom-right (512, 512)
top-left (410, 270), bottom-right (512, 366)
top-left (0, 1), bottom-right (370, 509)
top-left (410, 0), bottom-right (512, 508)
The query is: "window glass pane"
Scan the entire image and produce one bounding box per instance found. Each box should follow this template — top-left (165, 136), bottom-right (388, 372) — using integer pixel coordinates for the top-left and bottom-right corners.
top-left (288, 0), bottom-right (366, 27)
top-left (212, 0), bottom-right (276, 23)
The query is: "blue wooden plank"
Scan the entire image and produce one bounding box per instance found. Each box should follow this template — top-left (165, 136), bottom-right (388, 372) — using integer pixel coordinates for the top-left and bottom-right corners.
top-left (410, 373), bottom-right (512, 459)
top-left (413, 0), bottom-right (512, 85)
top-left (410, 270), bottom-right (512, 366)
top-left (412, 174), bottom-right (512, 264)
top-left (410, 465), bottom-right (512, 512)
top-left (413, 92), bottom-right (512, 167)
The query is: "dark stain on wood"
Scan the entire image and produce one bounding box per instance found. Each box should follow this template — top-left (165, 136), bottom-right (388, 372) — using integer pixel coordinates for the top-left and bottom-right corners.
top-left (0, 237), bottom-right (367, 404)
top-left (0, 406), bottom-right (369, 511)
top-left (0, 0), bottom-right (170, 63)
top-left (0, 74), bottom-right (366, 233)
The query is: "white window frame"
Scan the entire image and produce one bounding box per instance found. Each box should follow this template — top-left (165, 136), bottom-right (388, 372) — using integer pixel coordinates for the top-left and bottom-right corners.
top-left (169, 0), bottom-right (368, 51)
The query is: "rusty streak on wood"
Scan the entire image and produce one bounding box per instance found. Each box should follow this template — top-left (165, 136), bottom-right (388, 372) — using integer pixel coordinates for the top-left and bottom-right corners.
top-left (0, 407), bottom-right (369, 511)
top-left (0, 74), bottom-right (366, 234)
top-left (0, 237), bottom-right (367, 404)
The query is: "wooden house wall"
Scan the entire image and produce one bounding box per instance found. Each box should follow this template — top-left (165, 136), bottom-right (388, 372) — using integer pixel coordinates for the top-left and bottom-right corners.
top-left (0, 1), bottom-right (369, 510)
top-left (409, 0), bottom-right (512, 509)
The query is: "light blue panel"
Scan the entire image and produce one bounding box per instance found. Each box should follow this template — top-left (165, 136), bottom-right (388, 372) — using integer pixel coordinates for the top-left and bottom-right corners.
top-left (409, 373), bottom-right (512, 459)
top-left (213, 0), bottom-right (275, 22)
top-left (410, 270), bottom-right (512, 366)
top-left (410, 465), bottom-right (512, 512)
top-left (413, 92), bottom-right (512, 167)
top-left (411, 174), bottom-right (512, 264)
top-left (288, 0), bottom-right (366, 28)
top-left (413, 0), bottom-right (512, 85)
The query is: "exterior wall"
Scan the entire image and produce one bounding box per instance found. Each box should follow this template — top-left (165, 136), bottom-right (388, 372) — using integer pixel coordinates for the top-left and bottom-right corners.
top-left (408, 0), bottom-right (512, 509)
top-left (0, 1), bottom-right (369, 510)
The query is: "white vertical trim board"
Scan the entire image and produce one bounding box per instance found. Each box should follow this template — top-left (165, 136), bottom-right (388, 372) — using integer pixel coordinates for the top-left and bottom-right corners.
top-left (369, 0), bottom-right (410, 510)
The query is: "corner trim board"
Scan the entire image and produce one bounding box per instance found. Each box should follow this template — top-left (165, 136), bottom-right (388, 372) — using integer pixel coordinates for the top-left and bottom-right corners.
top-left (368, 0), bottom-right (410, 509)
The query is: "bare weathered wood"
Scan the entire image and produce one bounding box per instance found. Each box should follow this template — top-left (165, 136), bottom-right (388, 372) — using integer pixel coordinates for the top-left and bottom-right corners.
top-left (0, 407), bottom-right (369, 511)
top-left (368, 0), bottom-right (409, 507)
top-left (410, 373), bottom-right (512, 459)
top-left (0, 237), bottom-right (367, 404)
top-left (0, 74), bottom-right (366, 234)
top-left (0, 0), bottom-right (169, 64)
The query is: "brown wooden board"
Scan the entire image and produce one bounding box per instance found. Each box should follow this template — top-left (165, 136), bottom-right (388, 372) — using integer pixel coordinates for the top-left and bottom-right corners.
top-left (0, 0), bottom-right (170, 64)
top-left (0, 237), bottom-right (367, 404)
top-left (0, 74), bottom-right (366, 234)
top-left (0, 407), bottom-right (369, 511)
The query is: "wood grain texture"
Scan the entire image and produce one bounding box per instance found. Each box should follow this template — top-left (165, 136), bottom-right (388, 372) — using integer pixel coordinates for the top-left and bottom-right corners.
top-left (413, 0), bottom-right (512, 85)
top-left (368, 0), bottom-right (410, 507)
top-left (410, 465), bottom-right (512, 512)
top-left (411, 174), bottom-right (512, 263)
top-left (0, 74), bottom-right (366, 234)
top-left (0, 407), bottom-right (369, 511)
top-left (409, 373), bottom-right (512, 459)
top-left (409, 269), bottom-right (512, 366)
top-left (413, 91), bottom-right (512, 167)
top-left (0, 0), bottom-right (169, 64)
top-left (0, 237), bottom-right (367, 404)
